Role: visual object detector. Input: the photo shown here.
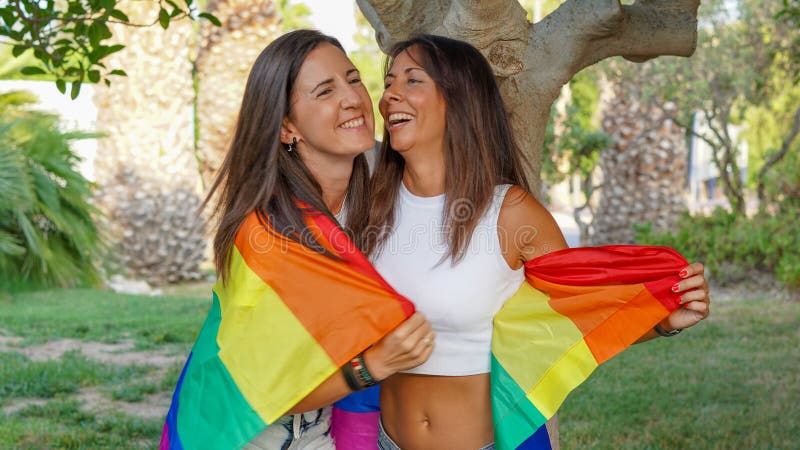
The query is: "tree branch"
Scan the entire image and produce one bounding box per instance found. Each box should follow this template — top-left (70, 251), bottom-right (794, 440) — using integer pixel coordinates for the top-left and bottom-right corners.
top-left (356, 0), bottom-right (452, 51)
top-left (440, 0), bottom-right (529, 47)
top-left (527, 0), bottom-right (699, 94)
top-left (758, 105), bottom-right (800, 202)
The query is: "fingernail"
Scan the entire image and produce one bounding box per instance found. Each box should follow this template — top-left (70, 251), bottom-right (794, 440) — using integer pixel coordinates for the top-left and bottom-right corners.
top-left (671, 283), bottom-right (680, 292)
top-left (677, 295), bottom-right (682, 304)
top-left (679, 269), bottom-right (688, 278)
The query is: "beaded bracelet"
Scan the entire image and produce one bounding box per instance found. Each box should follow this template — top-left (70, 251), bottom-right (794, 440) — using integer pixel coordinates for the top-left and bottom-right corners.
top-left (350, 353), bottom-right (378, 388)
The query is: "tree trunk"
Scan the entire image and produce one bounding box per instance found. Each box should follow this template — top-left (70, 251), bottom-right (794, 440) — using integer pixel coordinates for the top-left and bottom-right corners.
top-left (196, 0), bottom-right (281, 189)
top-left (593, 84), bottom-right (688, 244)
top-left (93, 0), bottom-right (206, 285)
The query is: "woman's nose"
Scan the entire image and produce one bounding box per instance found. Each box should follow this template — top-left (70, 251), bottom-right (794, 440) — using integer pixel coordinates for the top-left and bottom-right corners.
top-left (341, 84), bottom-right (364, 109)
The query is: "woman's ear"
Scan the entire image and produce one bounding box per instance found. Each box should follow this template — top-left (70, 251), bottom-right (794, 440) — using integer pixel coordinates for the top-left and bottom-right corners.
top-left (280, 118), bottom-right (298, 145)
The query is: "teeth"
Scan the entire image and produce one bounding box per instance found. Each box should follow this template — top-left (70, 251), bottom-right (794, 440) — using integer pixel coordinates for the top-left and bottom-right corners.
top-left (340, 117), bottom-right (364, 129)
top-left (388, 113), bottom-right (414, 124)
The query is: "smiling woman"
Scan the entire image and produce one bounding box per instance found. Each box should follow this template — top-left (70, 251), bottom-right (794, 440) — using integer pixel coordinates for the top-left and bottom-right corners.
top-left (381, 51), bottom-right (448, 163)
top-left (351, 34), bottom-right (711, 450)
top-left (279, 41), bottom-right (376, 213)
top-left (160, 30), bottom-right (434, 450)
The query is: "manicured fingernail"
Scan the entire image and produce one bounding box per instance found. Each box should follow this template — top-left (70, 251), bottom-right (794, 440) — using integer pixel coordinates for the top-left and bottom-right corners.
top-left (679, 269), bottom-right (688, 278)
top-left (672, 283), bottom-right (680, 292)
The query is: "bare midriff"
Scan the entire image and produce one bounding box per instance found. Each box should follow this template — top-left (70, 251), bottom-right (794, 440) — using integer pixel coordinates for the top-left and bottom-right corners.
top-left (380, 373), bottom-right (493, 450)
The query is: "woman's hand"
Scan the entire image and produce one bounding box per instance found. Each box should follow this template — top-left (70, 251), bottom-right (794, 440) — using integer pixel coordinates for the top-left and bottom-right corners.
top-left (660, 262), bottom-right (711, 331)
top-left (362, 312), bottom-right (434, 381)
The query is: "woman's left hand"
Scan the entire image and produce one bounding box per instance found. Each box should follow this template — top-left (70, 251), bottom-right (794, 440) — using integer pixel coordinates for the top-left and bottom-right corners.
top-left (660, 262), bottom-right (710, 331)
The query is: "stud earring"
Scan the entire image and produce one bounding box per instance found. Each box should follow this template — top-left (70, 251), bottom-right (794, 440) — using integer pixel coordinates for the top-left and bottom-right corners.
top-left (287, 137), bottom-right (297, 152)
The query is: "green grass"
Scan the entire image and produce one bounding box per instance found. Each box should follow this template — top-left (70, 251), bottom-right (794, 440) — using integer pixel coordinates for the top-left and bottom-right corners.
top-left (2, 399), bottom-right (160, 450)
top-left (560, 296), bottom-right (800, 449)
top-left (0, 351), bottom-right (152, 400)
top-left (0, 287), bottom-right (208, 449)
top-left (0, 286), bottom-right (797, 448)
top-left (0, 287), bottom-right (211, 350)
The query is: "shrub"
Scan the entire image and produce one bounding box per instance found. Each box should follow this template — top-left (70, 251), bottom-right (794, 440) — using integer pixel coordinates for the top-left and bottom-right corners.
top-left (0, 91), bottom-right (103, 289)
top-left (634, 207), bottom-right (800, 288)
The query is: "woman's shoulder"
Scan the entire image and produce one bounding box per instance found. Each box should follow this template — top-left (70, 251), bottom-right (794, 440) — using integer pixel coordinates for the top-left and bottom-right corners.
top-left (498, 185), bottom-right (550, 226)
top-left (497, 185), bottom-right (568, 261)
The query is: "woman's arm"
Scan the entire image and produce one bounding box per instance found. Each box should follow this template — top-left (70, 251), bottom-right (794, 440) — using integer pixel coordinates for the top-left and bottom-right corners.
top-left (287, 311), bottom-right (434, 413)
top-left (497, 186), bottom-right (710, 342)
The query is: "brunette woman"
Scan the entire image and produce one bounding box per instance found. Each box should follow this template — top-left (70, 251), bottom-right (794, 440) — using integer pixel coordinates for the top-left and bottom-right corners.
top-left (164, 30), bottom-right (433, 450)
top-left (354, 34), bottom-right (710, 450)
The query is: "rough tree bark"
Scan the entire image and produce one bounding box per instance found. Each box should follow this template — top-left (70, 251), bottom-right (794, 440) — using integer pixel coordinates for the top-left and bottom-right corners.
top-left (93, 1), bottom-right (207, 285)
top-left (595, 84), bottom-right (688, 245)
top-left (357, 0), bottom-right (700, 194)
top-left (196, 0), bottom-right (281, 189)
top-left (356, 0), bottom-right (701, 446)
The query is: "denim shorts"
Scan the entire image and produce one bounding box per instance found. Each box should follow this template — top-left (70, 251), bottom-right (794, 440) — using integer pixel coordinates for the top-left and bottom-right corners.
top-left (378, 418), bottom-right (495, 450)
top-left (244, 406), bottom-right (334, 450)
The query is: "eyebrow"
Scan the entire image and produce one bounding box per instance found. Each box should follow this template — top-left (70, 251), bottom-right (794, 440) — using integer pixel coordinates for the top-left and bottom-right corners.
top-left (384, 67), bottom-right (424, 79)
top-left (310, 69), bottom-right (360, 93)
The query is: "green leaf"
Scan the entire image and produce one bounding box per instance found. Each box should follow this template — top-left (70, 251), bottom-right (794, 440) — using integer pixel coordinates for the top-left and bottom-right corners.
top-left (165, 0), bottom-right (180, 10)
top-left (93, 44), bottom-right (125, 60)
top-left (110, 9), bottom-right (130, 22)
top-left (99, 0), bottom-right (115, 11)
top-left (67, 1), bottom-right (86, 15)
top-left (199, 12), bottom-right (221, 27)
top-left (109, 69), bottom-right (127, 77)
top-left (88, 22), bottom-right (112, 48)
top-left (56, 79), bottom-right (67, 94)
top-left (21, 67), bottom-right (47, 76)
top-left (87, 70), bottom-right (100, 83)
top-left (159, 9), bottom-right (170, 29)
top-left (70, 80), bottom-right (82, 100)
top-left (12, 45), bottom-right (27, 58)
top-left (0, 7), bottom-right (16, 27)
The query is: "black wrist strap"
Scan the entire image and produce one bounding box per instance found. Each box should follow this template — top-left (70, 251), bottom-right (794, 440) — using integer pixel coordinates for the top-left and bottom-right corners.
top-left (654, 323), bottom-right (682, 337)
top-left (341, 360), bottom-right (363, 391)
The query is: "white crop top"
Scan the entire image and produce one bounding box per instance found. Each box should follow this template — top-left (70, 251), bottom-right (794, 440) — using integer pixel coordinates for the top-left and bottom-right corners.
top-left (371, 183), bottom-right (525, 375)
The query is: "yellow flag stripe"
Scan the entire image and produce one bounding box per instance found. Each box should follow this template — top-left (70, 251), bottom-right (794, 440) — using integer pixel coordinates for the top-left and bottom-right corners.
top-left (215, 247), bottom-right (337, 424)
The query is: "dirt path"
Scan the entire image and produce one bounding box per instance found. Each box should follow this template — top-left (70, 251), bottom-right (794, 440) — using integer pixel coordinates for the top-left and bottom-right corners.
top-left (0, 333), bottom-right (183, 421)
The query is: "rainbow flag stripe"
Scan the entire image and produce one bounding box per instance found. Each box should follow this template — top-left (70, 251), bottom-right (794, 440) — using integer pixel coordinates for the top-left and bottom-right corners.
top-left (160, 211), bottom-right (414, 450)
top-left (491, 245), bottom-right (685, 449)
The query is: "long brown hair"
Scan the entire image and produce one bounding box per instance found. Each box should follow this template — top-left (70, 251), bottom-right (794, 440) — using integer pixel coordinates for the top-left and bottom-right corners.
top-left (354, 34), bottom-right (530, 262)
top-left (204, 30), bottom-right (370, 282)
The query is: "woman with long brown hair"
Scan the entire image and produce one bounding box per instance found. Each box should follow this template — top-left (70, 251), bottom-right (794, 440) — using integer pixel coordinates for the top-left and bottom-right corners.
top-left (163, 30), bottom-right (433, 450)
top-left (354, 34), bottom-right (711, 450)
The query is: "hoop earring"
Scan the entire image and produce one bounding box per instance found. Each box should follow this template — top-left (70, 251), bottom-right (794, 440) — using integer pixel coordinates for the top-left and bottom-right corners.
top-left (287, 137), bottom-right (297, 152)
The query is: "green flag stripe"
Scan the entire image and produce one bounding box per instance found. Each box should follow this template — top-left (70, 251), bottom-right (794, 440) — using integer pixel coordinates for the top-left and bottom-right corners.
top-left (491, 354), bottom-right (547, 449)
top-left (177, 293), bottom-right (267, 449)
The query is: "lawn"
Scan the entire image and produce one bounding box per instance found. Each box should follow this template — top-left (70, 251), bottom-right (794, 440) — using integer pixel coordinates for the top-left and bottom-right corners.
top-left (0, 288), bottom-right (797, 449)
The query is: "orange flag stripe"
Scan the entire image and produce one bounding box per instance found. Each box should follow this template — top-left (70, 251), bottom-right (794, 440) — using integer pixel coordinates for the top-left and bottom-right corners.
top-left (235, 213), bottom-right (409, 366)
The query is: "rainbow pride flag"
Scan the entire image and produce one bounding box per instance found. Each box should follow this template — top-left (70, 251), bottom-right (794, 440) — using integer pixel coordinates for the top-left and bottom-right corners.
top-left (160, 211), bottom-right (414, 449)
top-left (490, 245), bottom-right (685, 449)
top-left (161, 207), bottom-right (686, 449)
